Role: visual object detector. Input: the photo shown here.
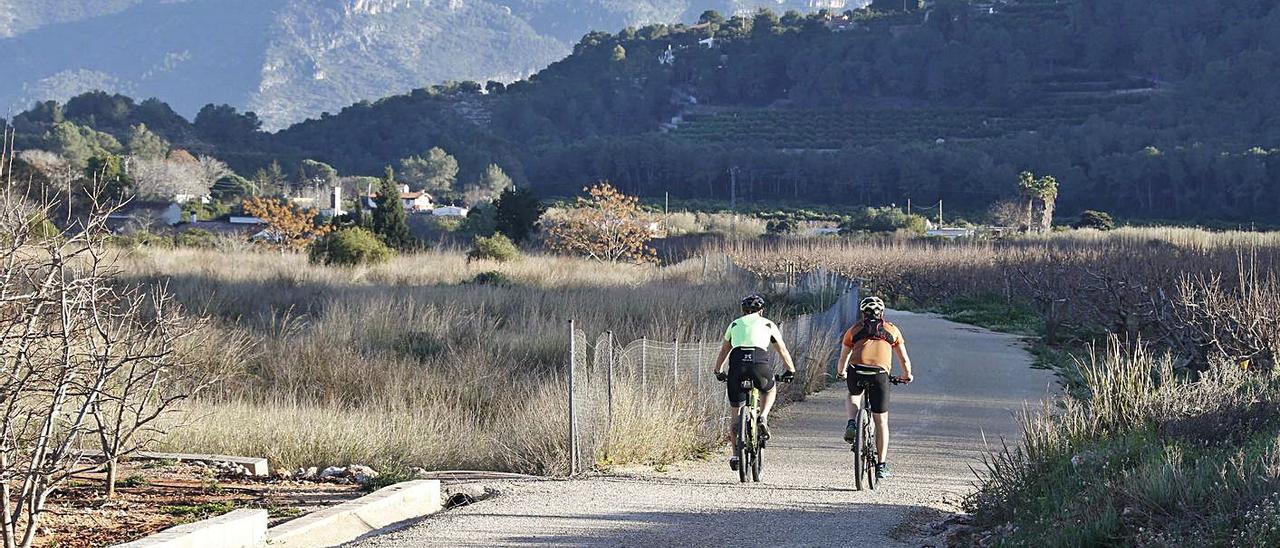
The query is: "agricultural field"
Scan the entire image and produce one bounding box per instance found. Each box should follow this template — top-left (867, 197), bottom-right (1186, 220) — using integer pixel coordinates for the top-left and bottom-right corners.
top-left (669, 94), bottom-right (1151, 150)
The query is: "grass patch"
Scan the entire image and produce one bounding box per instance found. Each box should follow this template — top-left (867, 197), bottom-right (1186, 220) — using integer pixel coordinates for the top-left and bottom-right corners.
top-left (163, 501), bottom-right (238, 522)
top-left (933, 294), bottom-right (1041, 336)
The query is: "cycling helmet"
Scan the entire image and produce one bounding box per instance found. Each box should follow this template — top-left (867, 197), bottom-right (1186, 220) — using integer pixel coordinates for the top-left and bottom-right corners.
top-left (859, 296), bottom-right (886, 315)
top-left (741, 294), bottom-right (766, 314)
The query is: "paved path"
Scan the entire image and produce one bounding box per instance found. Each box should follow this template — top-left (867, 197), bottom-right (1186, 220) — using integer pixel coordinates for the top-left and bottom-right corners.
top-left (352, 311), bottom-right (1055, 547)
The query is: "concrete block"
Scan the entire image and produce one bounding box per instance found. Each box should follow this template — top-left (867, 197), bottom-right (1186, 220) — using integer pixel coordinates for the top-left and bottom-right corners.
top-left (113, 509), bottom-right (267, 548)
top-left (266, 480), bottom-right (443, 548)
top-left (83, 450), bottom-right (270, 477)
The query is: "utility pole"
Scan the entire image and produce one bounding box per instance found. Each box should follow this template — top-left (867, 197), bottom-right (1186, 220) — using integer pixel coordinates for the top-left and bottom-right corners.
top-left (906, 197), bottom-right (911, 215)
top-left (664, 191), bottom-right (669, 215)
top-left (938, 199), bottom-right (944, 226)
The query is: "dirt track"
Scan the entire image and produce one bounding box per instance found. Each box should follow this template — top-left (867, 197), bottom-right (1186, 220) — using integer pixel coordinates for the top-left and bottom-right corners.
top-left (351, 310), bottom-right (1055, 547)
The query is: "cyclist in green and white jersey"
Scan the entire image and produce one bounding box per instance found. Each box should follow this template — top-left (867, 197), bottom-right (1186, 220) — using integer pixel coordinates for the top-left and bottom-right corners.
top-left (712, 294), bottom-right (797, 469)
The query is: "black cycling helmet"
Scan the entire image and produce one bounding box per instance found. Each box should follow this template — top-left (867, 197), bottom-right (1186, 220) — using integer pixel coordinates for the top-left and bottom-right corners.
top-left (741, 294), bottom-right (766, 314)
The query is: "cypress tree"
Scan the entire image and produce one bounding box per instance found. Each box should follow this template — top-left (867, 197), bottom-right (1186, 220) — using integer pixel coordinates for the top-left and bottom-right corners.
top-left (372, 166), bottom-right (413, 249)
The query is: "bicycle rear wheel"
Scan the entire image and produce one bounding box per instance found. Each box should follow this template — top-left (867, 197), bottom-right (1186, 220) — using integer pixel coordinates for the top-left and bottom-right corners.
top-left (864, 418), bottom-right (878, 490)
top-left (751, 423), bottom-right (763, 483)
top-left (738, 411), bottom-right (750, 483)
top-left (853, 412), bottom-right (865, 491)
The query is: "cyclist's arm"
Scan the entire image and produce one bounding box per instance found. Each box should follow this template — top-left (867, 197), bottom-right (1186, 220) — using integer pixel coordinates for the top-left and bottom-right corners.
top-left (771, 337), bottom-right (797, 373)
top-left (837, 345), bottom-right (851, 379)
top-left (713, 340), bottom-right (732, 376)
top-left (894, 341), bottom-right (913, 381)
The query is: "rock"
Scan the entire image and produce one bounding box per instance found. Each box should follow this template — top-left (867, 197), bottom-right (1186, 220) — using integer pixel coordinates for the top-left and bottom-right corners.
top-left (348, 464), bottom-right (379, 485)
top-left (300, 466), bottom-right (319, 479)
top-left (319, 466), bottom-right (346, 479)
top-left (273, 469), bottom-right (293, 480)
top-left (411, 467), bottom-right (431, 479)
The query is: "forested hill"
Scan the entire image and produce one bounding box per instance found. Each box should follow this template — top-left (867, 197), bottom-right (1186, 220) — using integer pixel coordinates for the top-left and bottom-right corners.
top-left (0, 0), bottom-right (851, 129)
top-left (7, 0), bottom-right (1280, 222)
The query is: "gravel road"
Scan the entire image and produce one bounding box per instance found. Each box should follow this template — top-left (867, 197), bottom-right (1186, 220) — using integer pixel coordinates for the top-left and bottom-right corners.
top-left (351, 310), bottom-right (1055, 547)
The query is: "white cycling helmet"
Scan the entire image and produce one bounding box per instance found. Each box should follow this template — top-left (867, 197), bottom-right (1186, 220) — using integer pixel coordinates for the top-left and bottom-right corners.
top-left (859, 296), bottom-right (886, 314)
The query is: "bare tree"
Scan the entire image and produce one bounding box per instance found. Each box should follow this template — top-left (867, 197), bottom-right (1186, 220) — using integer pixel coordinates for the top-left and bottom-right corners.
top-left (0, 130), bottom-right (232, 546)
top-left (129, 157), bottom-right (208, 201)
top-left (196, 155), bottom-right (232, 191)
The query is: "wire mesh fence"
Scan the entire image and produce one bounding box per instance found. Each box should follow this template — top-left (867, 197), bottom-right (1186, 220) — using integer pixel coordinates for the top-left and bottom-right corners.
top-left (562, 273), bottom-right (862, 475)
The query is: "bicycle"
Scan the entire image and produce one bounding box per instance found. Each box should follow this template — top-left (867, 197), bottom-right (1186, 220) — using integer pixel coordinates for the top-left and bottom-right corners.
top-left (721, 373), bottom-right (792, 483)
top-left (847, 371), bottom-right (907, 491)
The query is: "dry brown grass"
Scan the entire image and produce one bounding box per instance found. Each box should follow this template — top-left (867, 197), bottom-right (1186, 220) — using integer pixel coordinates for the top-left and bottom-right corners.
top-left (126, 248), bottom-right (829, 474)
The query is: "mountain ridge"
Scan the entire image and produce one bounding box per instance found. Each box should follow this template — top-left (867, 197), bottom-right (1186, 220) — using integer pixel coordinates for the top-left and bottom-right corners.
top-left (0, 0), bottom-right (855, 128)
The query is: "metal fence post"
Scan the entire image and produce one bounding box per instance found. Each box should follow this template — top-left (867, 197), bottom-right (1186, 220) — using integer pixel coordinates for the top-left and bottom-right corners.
top-left (672, 338), bottom-right (679, 384)
top-left (606, 331), bottom-right (614, 434)
top-left (641, 339), bottom-right (648, 400)
top-left (567, 320), bottom-right (579, 476)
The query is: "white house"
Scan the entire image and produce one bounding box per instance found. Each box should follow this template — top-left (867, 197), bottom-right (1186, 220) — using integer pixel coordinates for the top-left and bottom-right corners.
top-left (365, 184), bottom-right (434, 213)
top-left (431, 205), bottom-right (469, 218)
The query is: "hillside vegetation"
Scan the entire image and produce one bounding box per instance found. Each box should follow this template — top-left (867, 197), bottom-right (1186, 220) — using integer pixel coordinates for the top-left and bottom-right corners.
top-left (5, 0), bottom-right (1278, 223)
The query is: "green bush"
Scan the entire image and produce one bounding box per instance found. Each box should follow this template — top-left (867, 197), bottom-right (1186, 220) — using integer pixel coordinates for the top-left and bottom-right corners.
top-left (1074, 210), bottom-right (1116, 230)
top-left (467, 233), bottom-right (520, 262)
top-left (108, 231), bottom-right (176, 249)
top-left (840, 207), bottom-right (927, 234)
top-left (175, 228), bottom-right (218, 249)
top-left (309, 227), bottom-right (394, 267)
top-left (469, 270), bottom-right (513, 286)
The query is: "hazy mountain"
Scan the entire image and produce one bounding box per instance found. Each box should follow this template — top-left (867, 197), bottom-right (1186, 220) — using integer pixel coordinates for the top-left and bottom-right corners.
top-left (0, 0), bottom-right (859, 129)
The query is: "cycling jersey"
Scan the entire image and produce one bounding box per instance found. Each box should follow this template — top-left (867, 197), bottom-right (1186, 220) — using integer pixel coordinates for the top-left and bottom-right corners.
top-left (724, 313), bottom-right (782, 349)
top-left (842, 319), bottom-right (904, 372)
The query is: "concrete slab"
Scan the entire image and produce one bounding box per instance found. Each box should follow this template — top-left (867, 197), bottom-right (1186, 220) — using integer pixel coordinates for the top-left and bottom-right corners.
top-left (83, 450), bottom-right (270, 477)
top-left (265, 480), bottom-right (443, 548)
top-left (113, 509), bottom-right (266, 548)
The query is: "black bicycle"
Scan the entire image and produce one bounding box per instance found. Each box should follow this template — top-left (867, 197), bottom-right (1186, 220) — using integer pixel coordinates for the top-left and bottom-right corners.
top-left (847, 372), bottom-right (907, 491)
top-left (721, 373), bottom-right (791, 483)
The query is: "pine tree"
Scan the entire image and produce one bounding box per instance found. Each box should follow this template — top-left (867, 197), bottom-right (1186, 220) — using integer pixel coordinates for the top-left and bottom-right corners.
top-left (372, 166), bottom-right (413, 249)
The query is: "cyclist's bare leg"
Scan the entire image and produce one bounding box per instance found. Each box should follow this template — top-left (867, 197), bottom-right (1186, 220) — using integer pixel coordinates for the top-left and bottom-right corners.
top-left (846, 393), bottom-right (861, 419)
top-left (760, 386), bottom-right (778, 421)
top-left (872, 412), bottom-right (889, 463)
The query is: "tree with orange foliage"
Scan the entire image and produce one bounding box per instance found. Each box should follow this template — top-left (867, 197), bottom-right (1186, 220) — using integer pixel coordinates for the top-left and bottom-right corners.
top-left (545, 182), bottom-right (657, 263)
top-left (242, 197), bottom-right (331, 251)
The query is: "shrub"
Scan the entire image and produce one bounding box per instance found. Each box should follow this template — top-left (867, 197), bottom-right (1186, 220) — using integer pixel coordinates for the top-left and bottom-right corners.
top-left (309, 227), bottom-right (394, 267)
top-left (467, 234), bottom-right (520, 262)
top-left (175, 228), bottom-right (218, 249)
top-left (468, 270), bottom-right (513, 286)
top-left (840, 207), bottom-right (927, 234)
top-left (766, 218), bottom-right (799, 235)
top-left (1074, 210), bottom-right (1116, 230)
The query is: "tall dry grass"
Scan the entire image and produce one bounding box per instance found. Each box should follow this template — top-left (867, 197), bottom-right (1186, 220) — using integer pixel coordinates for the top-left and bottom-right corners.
top-left (719, 227), bottom-right (1280, 543)
top-left (129, 248), bottom-right (828, 474)
top-left (726, 228), bottom-right (1280, 369)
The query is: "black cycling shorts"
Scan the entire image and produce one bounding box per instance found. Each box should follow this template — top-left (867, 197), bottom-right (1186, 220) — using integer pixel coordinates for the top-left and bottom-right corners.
top-left (846, 364), bottom-right (891, 414)
top-left (726, 347), bottom-right (776, 407)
